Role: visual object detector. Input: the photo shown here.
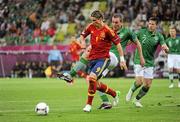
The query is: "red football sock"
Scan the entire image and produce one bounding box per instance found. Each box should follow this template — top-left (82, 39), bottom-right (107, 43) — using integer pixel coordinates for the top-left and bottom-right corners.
top-left (87, 77), bottom-right (97, 105)
top-left (97, 82), bottom-right (116, 98)
top-left (77, 70), bottom-right (87, 78)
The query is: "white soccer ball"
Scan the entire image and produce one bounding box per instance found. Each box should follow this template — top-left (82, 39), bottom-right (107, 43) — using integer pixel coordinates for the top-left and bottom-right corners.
top-left (35, 102), bottom-right (49, 115)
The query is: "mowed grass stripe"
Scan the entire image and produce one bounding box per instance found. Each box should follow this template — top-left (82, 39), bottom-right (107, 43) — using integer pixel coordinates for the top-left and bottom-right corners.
top-left (0, 78), bottom-right (180, 122)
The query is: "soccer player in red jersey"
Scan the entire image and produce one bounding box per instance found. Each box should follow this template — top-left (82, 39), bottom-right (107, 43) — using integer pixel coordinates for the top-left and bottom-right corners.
top-left (68, 37), bottom-right (82, 62)
top-left (81, 10), bottom-right (127, 112)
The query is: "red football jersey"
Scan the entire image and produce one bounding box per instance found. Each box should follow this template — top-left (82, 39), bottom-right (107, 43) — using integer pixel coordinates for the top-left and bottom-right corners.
top-left (69, 41), bottom-right (82, 61)
top-left (81, 23), bottom-right (120, 60)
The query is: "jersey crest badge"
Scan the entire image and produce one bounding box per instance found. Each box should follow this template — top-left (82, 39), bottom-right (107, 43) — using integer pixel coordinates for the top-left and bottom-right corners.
top-left (96, 67), bottom-right (101, 73)
top-left (154, 36), bottom-right (158, 41)
top-left (120, 33), bottom-right (124, 38)
top-left (176, 39), bottom-right (179, 44)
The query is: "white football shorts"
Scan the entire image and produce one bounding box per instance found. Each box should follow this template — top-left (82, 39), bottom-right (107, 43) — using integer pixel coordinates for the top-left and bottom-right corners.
top-left (134, 64), bottom-right (154, 79)
top-left (102, 52), bottom-right (119, 77)
top-left (167, 54), bottom-right (180, 69)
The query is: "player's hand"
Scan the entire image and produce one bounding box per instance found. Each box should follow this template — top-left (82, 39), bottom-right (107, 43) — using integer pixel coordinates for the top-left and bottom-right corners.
top-left (80, 41), bottom-right (86, 49)
top-left (140, 56), bottom-right (145, 67)
top-left (120, 61), bottom-right (128, 70)
top-left (161, 44), bottom-right (169, 53)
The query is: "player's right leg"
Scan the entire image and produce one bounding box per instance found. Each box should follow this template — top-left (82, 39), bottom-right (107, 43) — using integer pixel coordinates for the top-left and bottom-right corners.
top-left (126, 65), bottom-right (143, 102)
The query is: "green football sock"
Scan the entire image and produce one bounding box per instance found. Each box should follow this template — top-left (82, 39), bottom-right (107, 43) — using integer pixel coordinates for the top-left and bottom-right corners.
top-left (98, 91), bottom-right (109, 103)
top-left (131, 81), bottom-right (141, 92)
top-left (136, 86), bottom-right (149, 100)
top-left (70, 57), bottom-right (89, 77)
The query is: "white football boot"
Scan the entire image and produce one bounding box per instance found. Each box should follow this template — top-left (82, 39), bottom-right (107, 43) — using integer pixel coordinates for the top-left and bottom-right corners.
top-left (113, 91), bottom-right (120, 106)
top-left (57, 72), bottom-right (73, 83)
top-left (126, 89), bottom-right (133, 102)
top-left (169, 83), bottom-right (174, 88)
top-left (83, 104), bottom-right (91, 112)
top-left (133, 98), bottom-right (143, 108)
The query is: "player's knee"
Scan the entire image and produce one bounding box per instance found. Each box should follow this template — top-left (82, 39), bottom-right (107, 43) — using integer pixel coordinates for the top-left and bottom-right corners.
top-left (135, 78), bottom-right (143, 86)
top-left (144, 79), bottom-right (152, 87)
top-left (89, 73), bottom-right (97, 80)
top-left (89, 76), bottom-right (96, 83)
top-left (136, 81), bottom-right (143, 86)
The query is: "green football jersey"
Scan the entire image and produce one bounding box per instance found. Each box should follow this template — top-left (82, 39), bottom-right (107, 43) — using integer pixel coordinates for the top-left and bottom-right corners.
top-left (110, 27), bottom-right (137, 59)
top-left (134, 28), bottom-right (165, 67)
top-left (166, 37), bottom-right (180, 55)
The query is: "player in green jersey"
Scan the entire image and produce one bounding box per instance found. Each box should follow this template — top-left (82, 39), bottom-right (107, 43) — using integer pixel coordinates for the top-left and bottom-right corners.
top-left (126, 17), bottom-right (169, 107)
top-left (110, 13), bottom-right (145, 66)
top-left (166, 26), bottom-right (180, 88)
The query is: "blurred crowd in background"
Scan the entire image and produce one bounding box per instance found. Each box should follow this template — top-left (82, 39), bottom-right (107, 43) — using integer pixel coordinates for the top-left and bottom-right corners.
top-left (0, 0), bottom-right (179, 46)
top-left (0, 0), bottom-right (179, 78)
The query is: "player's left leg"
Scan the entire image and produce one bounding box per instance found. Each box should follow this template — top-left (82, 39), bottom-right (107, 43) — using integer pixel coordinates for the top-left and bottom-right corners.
top-left (133, 67), bottom-right (153, 108)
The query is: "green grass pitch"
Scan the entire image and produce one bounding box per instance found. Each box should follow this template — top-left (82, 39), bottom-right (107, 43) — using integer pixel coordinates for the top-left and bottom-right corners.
top-left (0, 78), bottom-right (180, 122)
